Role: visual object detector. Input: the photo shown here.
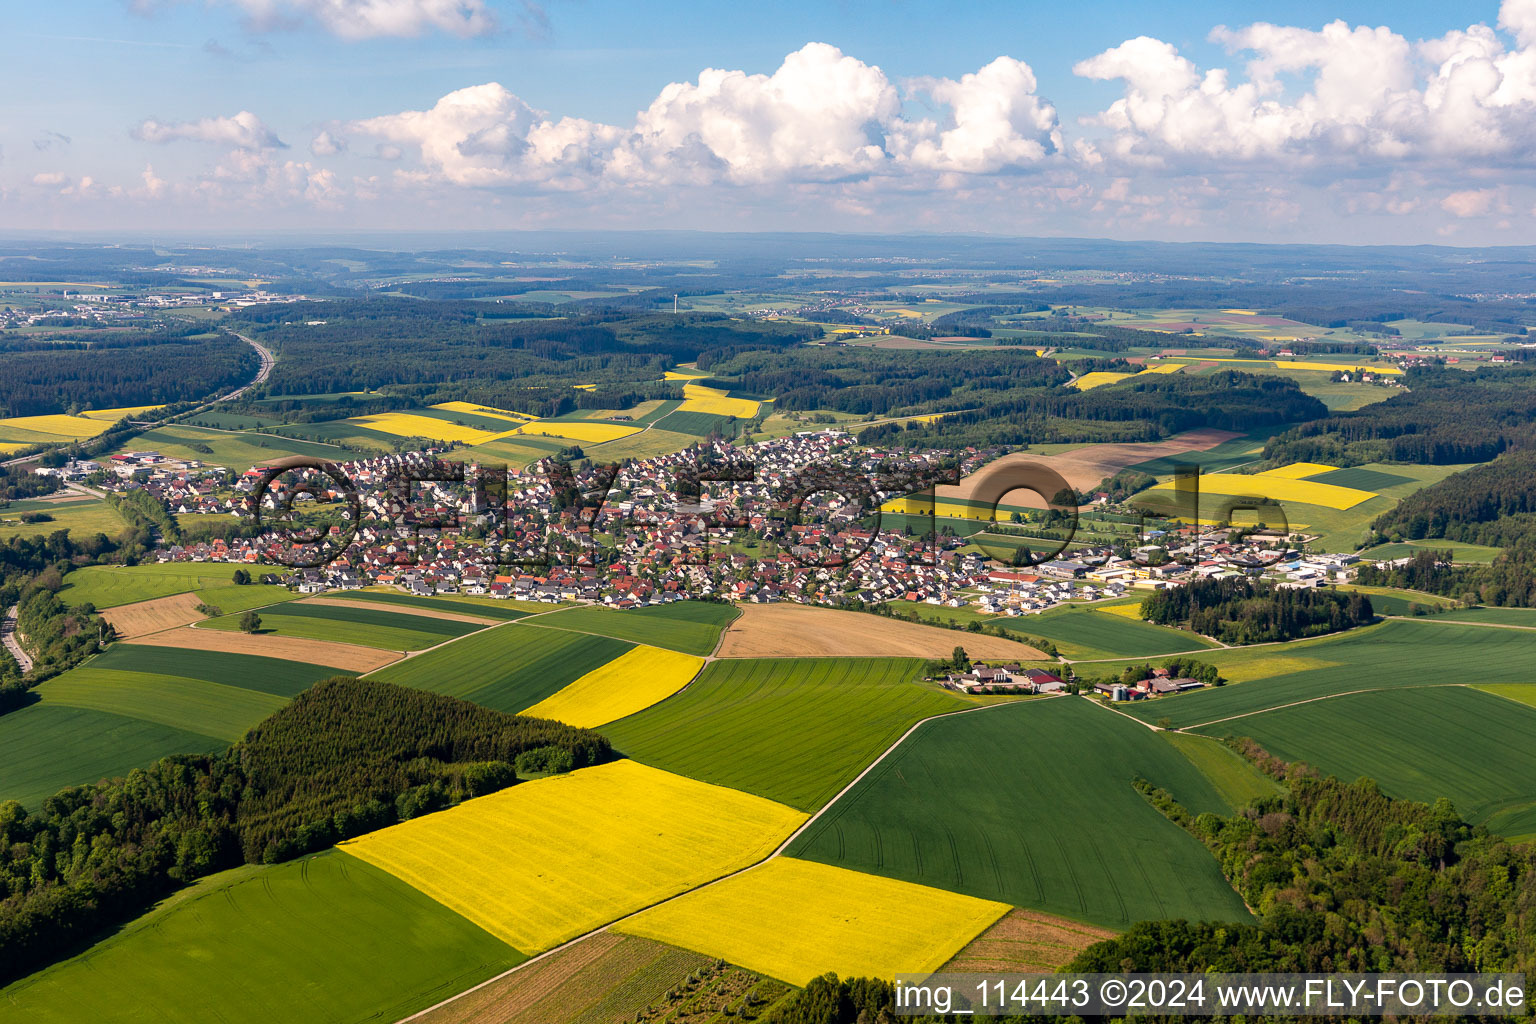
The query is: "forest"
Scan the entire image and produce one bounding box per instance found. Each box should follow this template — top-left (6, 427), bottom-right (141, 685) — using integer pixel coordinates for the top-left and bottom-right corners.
top-left (1264, 366), bottom-right (1536, 466)
top-left (1371, 450), bottom-right (1536, 546)
top-left (1140, 577), bottom-right (1373, 644)
top-left (0, 678), bottom-right (613, 984)
top-left (231, 301), bottom-right (817, 398)
top-left (0, 330), bottom-right (257, 417)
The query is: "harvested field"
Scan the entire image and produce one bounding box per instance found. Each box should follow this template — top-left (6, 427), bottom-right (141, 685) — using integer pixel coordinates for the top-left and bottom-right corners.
top-left (940, 428), bottom-right (1240, 505)
top-left (126, 625), bottom-right (402, 673)
top-left (100, 592), bottom-right (209, 639)
top-left (717, 603), bottom-right (1045, 660)
top-left (299, 596), bottom-right (499, 625)
top-left (411, 932), bottom-right (710, 1024)
top-left (940, 908), bottom-right (1118, 973)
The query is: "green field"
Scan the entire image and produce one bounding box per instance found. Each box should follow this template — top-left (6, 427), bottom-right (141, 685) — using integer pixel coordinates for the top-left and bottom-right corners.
top-left (1307, 467), bottom-right (1415, 490)
top-left (1160, 732), bottom-right (1283, 813)
top-left (0, 851), bottom-right (523, 1024)
top-left (201, 601), bottom-right (484, 651)
top-left (0, 703), bottom-right (225, 807)
top-left (60, 562), bottom-right (285, 610)
top-left (654, 410), bottom-right (733, 436)
top-left (370, 623), bottom-right (633, 713)
top-left (324, 590), bottom-right (535, 620)
top-left (124, 423), bottom-right (353, 471)
top-left (603, 657), bottom-right (969, 812)
top-left (38, 666), bottom-right (288, 742)
top-left (1358, 539), bottom-right (1503, 563)
top-left (1121, 619), bottom-right (1536, 729)
top-left (786, 698), bottom-right (1251, 929)
top-left (531, 601), bottom-right (738, 656)
top-left (1335, 585), bottom-right (1456, 616)
top-left (1194, 686), bottom-right (1536, 840)
top-left (0, 498), bottom-right (128, 541)
top-left (91, 643), bottom-right (344, 695)
top-left (996, 603), bottom-right (1215, 660)
top-left (1430, 607), bottom-right (1536, 627)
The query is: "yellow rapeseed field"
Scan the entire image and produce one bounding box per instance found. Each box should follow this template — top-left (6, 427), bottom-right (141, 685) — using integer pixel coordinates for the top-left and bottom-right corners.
top-left (1070, 371), bottom-right (1132, 391)
top-left (516, 420), bottom-right (641, 444)
top-left (1192, 357), bottom-right (1402, 375)
top-left (81, 404), bottom-right (164, 421)
top-left (339, 760), bottom-right (805, 954)
top-left (0, 414), bottom-right (110, 440)
top-left (616, 859), bottom-right (1010, 986)
top-left (430, 401), bottom-right (532, 424)
top-left (520, 645), bottom-right (704, 727)
top-left (1136, 363), bottom-right (1184, 375)
top-left (1097, 601), bottom-right (1149, 620)
top-left (879, 496), bottom-right (1037, 521)
top-left (1261, 462), bottom-right (1338, 480)
top-left (679, 383), bottom-right (761, 418)
top-left (1148, 471), bottom-right (1375, 510)
top-left (664, 368), bottom-right (711, 380)
top-left (348, 412), bottom-right (510, 445)
top-left (1220, 309), bottom-right (1258, 315)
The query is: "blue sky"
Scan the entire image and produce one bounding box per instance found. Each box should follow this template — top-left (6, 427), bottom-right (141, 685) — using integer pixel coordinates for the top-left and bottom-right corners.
top-left (5, 1), bottom-right (1534, 243)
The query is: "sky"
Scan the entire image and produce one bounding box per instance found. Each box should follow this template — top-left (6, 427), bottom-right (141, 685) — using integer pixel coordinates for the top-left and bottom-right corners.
top-left (5, 1), bottom-right (1536, 244)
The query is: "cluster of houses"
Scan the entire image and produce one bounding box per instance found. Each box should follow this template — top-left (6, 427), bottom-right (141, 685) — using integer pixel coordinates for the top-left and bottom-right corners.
top-left (941, 662), bottom-right (1067, 695)
top-left (1092, 667), bottom-right (1207, 701)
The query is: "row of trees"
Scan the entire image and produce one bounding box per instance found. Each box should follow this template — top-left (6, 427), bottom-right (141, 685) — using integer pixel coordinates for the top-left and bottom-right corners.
top-left (0, 677), bottom-right (614, 983)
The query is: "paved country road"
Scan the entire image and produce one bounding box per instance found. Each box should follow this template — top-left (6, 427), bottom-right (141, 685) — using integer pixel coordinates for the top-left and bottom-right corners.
top-left (1, 604), bottom-right (32, 673)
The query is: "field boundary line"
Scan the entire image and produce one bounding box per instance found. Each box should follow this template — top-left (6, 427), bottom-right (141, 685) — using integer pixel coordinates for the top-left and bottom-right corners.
top-left (1176, 682), bottom-right (1458, 732)
top-left (390, 694), bottom-right (1054, 1024)
top-left (1083, 694), bottom-right (1161, 731)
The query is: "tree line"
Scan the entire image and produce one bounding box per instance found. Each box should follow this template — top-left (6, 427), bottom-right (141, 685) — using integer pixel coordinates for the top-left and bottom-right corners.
top-left (0, 677), bottom-right (614, 984)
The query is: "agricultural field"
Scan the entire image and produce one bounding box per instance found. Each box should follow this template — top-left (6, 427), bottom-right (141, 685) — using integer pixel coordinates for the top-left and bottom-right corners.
top-left (997, 602), bottom-right (1215, 660)
top-left (1358, 539), bottom-right (1503, 563)
top-left (198, 600), bottom-right (484, 651)
top-left (301, 596), bottom-right (501, 625)
top-left (1434, 606), bottom-right (1536, 627)
top-left (100, 592), bottom-right (213, 638)
top-left (515, 419), bottom-right (640, 444)
top-left (603, 657), bottom-right (970, 811)
top-left (0, 412), bottom-right (113, 442)
top-left (90, 642), bottom-right (343, 697)
top-left (125, 624), bottom-right (405, 672)
top-left (787, 698), bottom-right (1252, 930)
top-left (1142, 466), bottom-right (1377, 511)
top-left (1194, 686), bottom-right (1536, 840)
top-left (0, 497), bottom-right (128, 541)
top-left (1119, 619), bottom-right (1536, 729)
top-left (38, 665), bottom-right (288, 742)
top-left (370, 623), bottom-right (632, 713)
top-left (0, 702), bottom-right (225, 808)
top-left (584, 427), bottom-right (700, 461)
top-left (519, 644), bottom-right (704, 728)
top-left (347, 412), bottom-right (513, 445)
top-left (530, 601), bottom-right (738, 656)
top-left (717, 603), bottom-right (1046, 660)
top-left (617, 859), bottom-right (1008, 987)
top-left (1335, 585), bottom-right (1456, 616)
top-left (122, 423), bottom-right (352, 470)
top-left (0, 852), bottom-right (524, 1024)
top-left (60, 561), bottom-right (279, 609)
top-left (412, 932), bottom-right (718, 1024)
top-left (940, 908), bottom-right (1118, 973)
top-left (326, 589), bottom-right (542, 618)
top-left (340, 760), bottom-right (806, 953)
top-left (677, 382), bottom-right (762, 419)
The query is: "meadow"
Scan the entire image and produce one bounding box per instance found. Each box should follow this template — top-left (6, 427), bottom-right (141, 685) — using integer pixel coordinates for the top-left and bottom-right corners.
top-left (369, 623), bottom-right (633, 713)
top-left (60, 562), bottom-right (284, 609)
top-left (125, 423), bottom-right (351, 470)
top-left (1160, 732), bottom-right (1283, 813)
top-left (531, 601), bottom-right (739, 656)
top-left (0, 498), bottom-right (129, 542)
top-left (787, 698), bottom-right (1252, 930)
top-left (1336, 585), bottom-right (1456, 616)
top-left (603, 657), bottom-right (970, 812)
top-left (200, 600), bottom-right (483, 651)
top-left (0, 852), bottom-right (523, 1024)
top-left (584, 427), bottom-right (700, 461)
top-left (340, 760), bottom-right (806, 953)
top-left (1193, 686), bottom-right (1536, 840)
top-left (519, 644), bottom-right (704, 728)
top-left (617, 859), bottom-right (1008, 987)
top-left (998, 603), bottom-right (1215, 660)
top-left (1120, 619), bottom-right (1536, 729)
top-left (653, 409), bottom-right (733, 436)
top-left (1359, 539), bottom-right (1504, 563)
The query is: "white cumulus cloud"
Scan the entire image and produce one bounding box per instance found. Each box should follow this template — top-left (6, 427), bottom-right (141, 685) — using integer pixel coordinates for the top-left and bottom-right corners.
top-left (893, 56), bottom-right (1061, 172)
top-left (134, 110), bottom-right (286, 149)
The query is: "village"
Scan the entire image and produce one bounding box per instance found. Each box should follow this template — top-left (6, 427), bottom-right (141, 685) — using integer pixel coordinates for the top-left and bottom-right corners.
top-left (31, 428), bottom-right (1380, 629)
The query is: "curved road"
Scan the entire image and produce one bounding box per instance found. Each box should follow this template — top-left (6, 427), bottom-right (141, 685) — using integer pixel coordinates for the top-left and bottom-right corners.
top-left (1, 604), bottom-right (32, 673)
